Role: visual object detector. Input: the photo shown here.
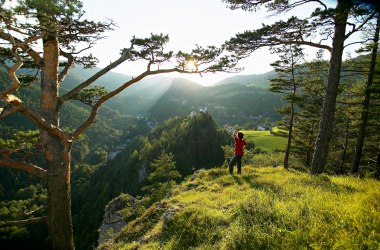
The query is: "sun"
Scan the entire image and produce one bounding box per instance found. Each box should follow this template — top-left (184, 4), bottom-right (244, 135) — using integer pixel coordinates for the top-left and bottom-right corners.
top-left (186, 60), bottom-right (197, 71)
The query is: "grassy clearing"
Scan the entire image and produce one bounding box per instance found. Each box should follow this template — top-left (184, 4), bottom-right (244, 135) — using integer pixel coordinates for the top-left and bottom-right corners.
top-left (243, 130), bottom-right (287, 152)
top-left (99, 166), bottom-right (380, 250)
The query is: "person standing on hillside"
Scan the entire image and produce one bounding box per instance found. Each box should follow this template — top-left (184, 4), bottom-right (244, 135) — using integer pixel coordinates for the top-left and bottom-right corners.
top-left (229, 130), bottom-right (247, 174)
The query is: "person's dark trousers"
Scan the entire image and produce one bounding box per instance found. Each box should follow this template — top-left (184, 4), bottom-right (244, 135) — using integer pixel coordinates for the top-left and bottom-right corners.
top-left (229, 154), bottom-right (243, 174)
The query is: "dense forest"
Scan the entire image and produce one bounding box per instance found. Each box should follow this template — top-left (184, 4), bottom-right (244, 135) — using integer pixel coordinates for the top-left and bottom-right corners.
top-left (0, 0), bottom-right (379, 249)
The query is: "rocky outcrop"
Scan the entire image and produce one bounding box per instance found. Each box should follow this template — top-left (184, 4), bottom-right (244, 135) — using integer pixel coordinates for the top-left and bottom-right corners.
top-left (98, 194), bottom-right (141, 245)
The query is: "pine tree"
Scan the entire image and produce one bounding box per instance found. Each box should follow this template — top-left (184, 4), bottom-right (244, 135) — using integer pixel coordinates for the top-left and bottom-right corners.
top-left (269, 44), bottom-right (305, 169)
top-left (351, 11), bottom-right (380, 174)
top-left (0, 1), bottom-right (238, 248)
top-left (292, 50), bottom-right (328, 167)
top-left (141, 151), bottom-right (181, 206)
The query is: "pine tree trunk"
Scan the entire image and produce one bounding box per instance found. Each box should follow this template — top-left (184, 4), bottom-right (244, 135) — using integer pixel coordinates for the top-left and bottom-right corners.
top-left (306, 133), bottom-right (314, 167)
top-left (375, 145), bottom-right (380, 179)
top-left (45, 138), bottom-right (73, 250)
top-left (284, 103), bottom-right (294, 169)
top-left (351, 13), bottom-right (380, 174)
top-left (306, 151), bottom-right (311, 166)
top-left (340, 117), bottom-right (350, 174)
top-left (311, 0), bottom-right (351, 175)
top-left (40, 34), bottom-right (74, 250)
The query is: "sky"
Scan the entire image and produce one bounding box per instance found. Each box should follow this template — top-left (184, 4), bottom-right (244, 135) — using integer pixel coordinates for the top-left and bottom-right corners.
top-left (80, 0), bottom-right (338, 85)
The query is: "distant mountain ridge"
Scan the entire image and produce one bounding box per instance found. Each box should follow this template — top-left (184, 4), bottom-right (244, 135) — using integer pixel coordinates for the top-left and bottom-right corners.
top-left (58, 66), bottom-right (281, 121)
top-left (148, 77), bottom-right (282, 123)
top-left (214, 71), bottom-right (275, 88)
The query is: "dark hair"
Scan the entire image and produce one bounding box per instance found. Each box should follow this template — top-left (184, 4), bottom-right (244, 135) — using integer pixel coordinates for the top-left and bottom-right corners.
top-left (237, 131), bottom-right (244, 139)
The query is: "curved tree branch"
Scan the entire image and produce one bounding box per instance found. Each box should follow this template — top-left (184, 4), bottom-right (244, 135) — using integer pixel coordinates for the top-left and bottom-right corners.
top-left (72, 63), bottom-right (232, 138)
top-left (225, 17), bottom-right (333, 58)
top-left (0, 30), bottom-right (43, 66)
top-left (0, 153), bottom-right (48, 179)
top-left (72, 68), bottom-right (180, 138)
top-left (0, 216), bottom-right (47, 227)
top-left (345, 10), bottom-right (377, 40)
top-left (58, 50), bottom-right (75, 83)
top-left (0, 97), bottom-right (67, 139)
top-left (59, 46), bottom-right (133, 105)
top-left (2, 32), bottom-right (24, 94)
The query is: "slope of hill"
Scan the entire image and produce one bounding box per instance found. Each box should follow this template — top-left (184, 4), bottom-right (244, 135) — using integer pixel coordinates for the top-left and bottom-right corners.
top-left (149, 78), bottom-right (283, 124)
top-left (98, 167), bottom-right (380, 250)
top-left (215, 71), bottom-right (276, 89)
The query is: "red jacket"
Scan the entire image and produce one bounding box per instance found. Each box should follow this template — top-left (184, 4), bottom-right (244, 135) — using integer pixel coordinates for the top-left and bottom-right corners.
top-left (234, 137), bottom-right (247, 156)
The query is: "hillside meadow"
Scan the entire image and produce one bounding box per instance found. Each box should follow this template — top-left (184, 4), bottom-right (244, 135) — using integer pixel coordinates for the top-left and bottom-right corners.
top-left (98, 166), bottom-right (380, 250)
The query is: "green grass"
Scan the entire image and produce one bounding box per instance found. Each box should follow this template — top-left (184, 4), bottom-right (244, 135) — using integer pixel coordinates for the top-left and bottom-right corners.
top-left (243, 129), bottom-right (287, 152)
top-left (98, 166), bottom-right (380, 250)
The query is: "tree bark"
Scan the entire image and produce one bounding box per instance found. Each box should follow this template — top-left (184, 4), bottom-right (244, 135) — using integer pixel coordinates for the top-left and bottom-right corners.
top-left (40, 34), bottom-right (74, 250)
top-left (375, 145), bottom-right (380, 179)
top-left (311, 0), bottom-right (352, 175)
top-left (340, 117), bottom-right (350, 174)
top-left (284, 104), bottom-right (294, 169)
top-left (351, 12), bottom-right (380, 174)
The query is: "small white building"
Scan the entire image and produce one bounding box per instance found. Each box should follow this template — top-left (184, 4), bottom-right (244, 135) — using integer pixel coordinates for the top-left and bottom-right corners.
top-left (257, 125), bottom-right (266, 131)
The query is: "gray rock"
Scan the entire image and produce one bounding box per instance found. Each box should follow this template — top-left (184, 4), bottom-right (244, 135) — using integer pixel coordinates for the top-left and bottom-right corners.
top-left (98, 194), bottom-right (140, 245)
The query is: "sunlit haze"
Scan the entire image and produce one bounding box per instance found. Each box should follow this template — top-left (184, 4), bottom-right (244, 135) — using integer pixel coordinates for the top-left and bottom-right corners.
top-left (81, 0), bottom-right (340, 86)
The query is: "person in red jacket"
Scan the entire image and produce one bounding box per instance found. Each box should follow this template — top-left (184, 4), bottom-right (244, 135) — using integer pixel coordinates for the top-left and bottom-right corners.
top-left (229, 130), bottom-right (247, 174)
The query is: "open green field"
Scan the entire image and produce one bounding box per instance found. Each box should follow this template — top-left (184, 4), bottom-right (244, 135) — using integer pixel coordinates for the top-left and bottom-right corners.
top-left (242, 129), bottom-right (287, 152)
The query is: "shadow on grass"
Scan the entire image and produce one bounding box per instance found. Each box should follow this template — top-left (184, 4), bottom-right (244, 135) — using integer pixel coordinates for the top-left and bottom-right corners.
top-left (298, 175), bottom-right (357, 194)
top-left (229, 173), bottom-right (283, 194)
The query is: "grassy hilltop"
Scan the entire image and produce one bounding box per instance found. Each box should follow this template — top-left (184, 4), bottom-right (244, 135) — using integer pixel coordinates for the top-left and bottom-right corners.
top-left (98, 166), bottom-right (380, 250)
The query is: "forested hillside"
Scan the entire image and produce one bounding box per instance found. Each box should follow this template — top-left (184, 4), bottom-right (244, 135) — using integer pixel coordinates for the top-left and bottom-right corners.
top-left (149, 78), bottom-right (282, 124)
top-left (71, 112), bottom-right (229, 249)
top-left (215, 71), bottom-right (276, 88)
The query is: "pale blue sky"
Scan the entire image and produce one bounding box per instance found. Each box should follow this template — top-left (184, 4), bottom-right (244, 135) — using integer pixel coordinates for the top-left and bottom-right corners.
top-left (81, 0), bottom-right (341, 85)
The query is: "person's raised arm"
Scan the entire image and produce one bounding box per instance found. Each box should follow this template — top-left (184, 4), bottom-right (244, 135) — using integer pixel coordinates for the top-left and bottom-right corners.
top-left (233, 130), bottom-right (238, 138)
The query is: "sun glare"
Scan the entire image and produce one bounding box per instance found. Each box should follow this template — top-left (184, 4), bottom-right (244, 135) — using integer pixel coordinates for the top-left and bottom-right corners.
top-left (186, 60), bottom-right (197, 71)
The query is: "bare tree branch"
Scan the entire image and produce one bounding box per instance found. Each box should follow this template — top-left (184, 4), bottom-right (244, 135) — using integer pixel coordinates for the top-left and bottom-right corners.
top-left (344, 38), bottom-right (373, 48)
top-left (0, 30), bottom-right (43, 66)
top-left (72, 66), bottom-right (211, 138)
top-left (58, 50), bottom-right (75, 83)
top-left (0, 104), bottom-right (23, 118)
top-left (0, 216), bottom-right (47, 227)
top-left (72, 68), bottom-right (174, 138)
top-left (59, 47), bottom-right (133, 105)
top-left (3, 34), bottom-right (24, 93)
top-left (0, 97), bottom-right (67, 139)
top-left (15, 31), bottom-right (47, 48)
top-left (345, 11), bottom-right (377, 40)
top-left (0, 153), bottom-right (48, 179)
top-left (269, 39), bottom-right (332, 52)
top-left (25, 206), bottom-right (45, 216)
